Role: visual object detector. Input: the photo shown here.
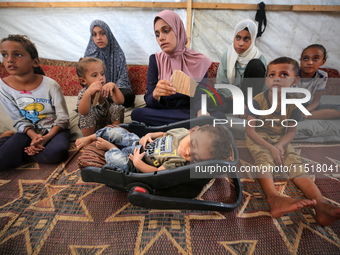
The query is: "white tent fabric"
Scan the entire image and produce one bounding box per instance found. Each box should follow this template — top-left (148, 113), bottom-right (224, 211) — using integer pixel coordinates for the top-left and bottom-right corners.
top-left (0, 0), bottom-right (339, 69)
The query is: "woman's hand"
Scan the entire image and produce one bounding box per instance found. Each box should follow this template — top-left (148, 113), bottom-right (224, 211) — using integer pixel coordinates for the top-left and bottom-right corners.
top-left (153, 79), bottom-right (176, 101)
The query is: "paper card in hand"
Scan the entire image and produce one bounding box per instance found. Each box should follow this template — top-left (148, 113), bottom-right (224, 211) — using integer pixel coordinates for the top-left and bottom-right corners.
top-left (92, 91), bottom-right (100, 107)
top-left (170, 70), bottom-right (198, 97)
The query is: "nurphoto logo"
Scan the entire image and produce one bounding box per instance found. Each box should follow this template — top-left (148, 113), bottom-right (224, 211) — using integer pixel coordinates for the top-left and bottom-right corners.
top-left (200, 85), bottom-right (312, 128)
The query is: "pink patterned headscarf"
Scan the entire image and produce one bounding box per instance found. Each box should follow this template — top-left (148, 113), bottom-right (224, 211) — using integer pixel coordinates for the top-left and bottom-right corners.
top-left (154, 10), bottom-right (212, 81)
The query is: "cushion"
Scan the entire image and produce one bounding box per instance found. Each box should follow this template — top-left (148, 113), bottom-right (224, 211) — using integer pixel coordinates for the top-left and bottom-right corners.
top-left (0, 63), bottom-right (10, 78)
top-left (65, 96), bottom-right (82, 141)
top-left (41, 65), bottom-right (81, 96)
top-left (319, 68), bottom-right (340, 95)
top-left (77, 141), bottom-right (106, 169)
top-left (295, 119), bottom-right (340, 143)
top-left (207, 62), bottom-right (219, 79)
top-left (0, 100), bottom-right (16, 133)
top-left (294, 95), bottom-right (340, 143)
top-left (127, 65), bottom-right (148, 95)
top-left (39, 58), bottom-right (77, 67)
top-left (124, 94), bottom-right (146, 123)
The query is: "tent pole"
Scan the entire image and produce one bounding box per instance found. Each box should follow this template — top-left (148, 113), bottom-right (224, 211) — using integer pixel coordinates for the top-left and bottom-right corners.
top-left (186, 0), bottom-right (193, 48)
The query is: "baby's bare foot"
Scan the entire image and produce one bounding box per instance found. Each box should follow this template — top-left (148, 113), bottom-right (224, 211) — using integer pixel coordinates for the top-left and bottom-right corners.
top-left (315, 202), bottom-right (340, 226)
top-left (75, 135), bottom-right (96, 149)
top-left (268, 195), bottom-right (316, 218)
top-left (96, 137), bottom-right (116, 151)
top-left (0, 131), bottom-right (14, 139)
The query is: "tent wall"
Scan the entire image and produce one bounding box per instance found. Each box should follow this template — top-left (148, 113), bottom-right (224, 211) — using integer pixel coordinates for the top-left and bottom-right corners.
top-left (0, 1), bottom-right (339, 69)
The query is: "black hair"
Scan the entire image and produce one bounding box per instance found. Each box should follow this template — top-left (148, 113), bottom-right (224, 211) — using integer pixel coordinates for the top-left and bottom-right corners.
top-left (301, 44), bottom-right (327, 60)
top-left (197, 125), bottom-right (233, 161)
top-left (154, 16), bottom-right (161, 24)
top-left (268, 57), bottom-right (299, 76)
top-left (1, 34), bottom-right (45, 75)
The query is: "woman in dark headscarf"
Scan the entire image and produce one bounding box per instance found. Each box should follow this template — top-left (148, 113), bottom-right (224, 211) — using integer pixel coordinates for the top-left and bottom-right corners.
top-left (84, 20), bottom-right (135, 108)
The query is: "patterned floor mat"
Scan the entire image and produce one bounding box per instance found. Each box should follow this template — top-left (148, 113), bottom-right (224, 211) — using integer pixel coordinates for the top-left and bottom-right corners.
top-left (0, 142), bottom-right (339, 254)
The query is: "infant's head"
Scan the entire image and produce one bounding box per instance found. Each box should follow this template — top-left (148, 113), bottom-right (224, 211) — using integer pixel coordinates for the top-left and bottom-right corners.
top-left (178, 125), bottom-right (233, 163)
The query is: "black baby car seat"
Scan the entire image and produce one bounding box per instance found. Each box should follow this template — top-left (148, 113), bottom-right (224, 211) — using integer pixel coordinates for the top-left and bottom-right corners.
top-left (81, 116), bottom-right (242, 211)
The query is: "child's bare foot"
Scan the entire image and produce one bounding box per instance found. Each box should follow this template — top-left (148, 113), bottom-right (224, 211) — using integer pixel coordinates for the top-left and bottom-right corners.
top-left (0, 131), bottom-right (14, 139)
top-left (96, 137), bottom-right (116, 151)
top-left (75, 135), bottom-right (96, 149)
top-left (314, 201), bottom-right (340, 226)
top-left (267, 195), bottom-right (316, 218)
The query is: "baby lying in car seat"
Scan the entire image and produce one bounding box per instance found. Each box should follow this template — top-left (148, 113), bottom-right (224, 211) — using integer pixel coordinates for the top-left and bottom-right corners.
top-left (76, 124), bottom-right (233, 173)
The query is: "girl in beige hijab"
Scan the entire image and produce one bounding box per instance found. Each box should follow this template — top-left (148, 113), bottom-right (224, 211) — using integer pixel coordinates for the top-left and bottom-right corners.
top-left (216, 19), bottom-right (267, 113)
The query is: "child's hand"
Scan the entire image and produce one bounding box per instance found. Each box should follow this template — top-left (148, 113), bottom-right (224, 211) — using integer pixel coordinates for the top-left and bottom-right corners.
top-left (128, 147), bottom-right (146, 164)
top-left (87, 81), bottom-right (102, 96)
top-left (24, 146), bottom-right (39, 155)
top-left (102, 82), bottom-right (116, 98)
top-left (31, 134), bottom-right (45, 147)
top-left (270, 145), bottom-right (284, 165)
top-left (24, 135), bottom-right (45, 155)
top-left (274, 144), bottom-right (285, 155)
top-left (139, 134), bottom-right (155, 148)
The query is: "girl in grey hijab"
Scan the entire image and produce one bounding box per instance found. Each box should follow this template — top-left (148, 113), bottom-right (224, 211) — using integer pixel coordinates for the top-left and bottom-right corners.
top-left (84, 20), bottom-right (135, 107)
